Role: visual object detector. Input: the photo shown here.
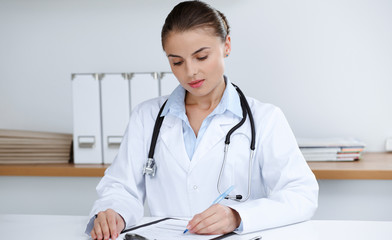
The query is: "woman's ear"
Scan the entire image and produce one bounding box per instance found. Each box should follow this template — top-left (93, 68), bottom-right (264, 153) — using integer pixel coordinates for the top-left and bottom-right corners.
top-left (224, 35), bottom-right (231, 57)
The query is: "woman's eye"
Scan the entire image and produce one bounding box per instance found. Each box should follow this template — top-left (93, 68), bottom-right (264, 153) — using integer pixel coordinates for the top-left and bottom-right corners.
top-left (197, 56), bottom-right (208, 61)
top-left (173, 61), bottom-right (183, 66)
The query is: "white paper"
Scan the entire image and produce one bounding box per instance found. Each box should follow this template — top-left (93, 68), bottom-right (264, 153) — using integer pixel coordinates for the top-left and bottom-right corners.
top-left (125, 219), bottom-right (226, 240)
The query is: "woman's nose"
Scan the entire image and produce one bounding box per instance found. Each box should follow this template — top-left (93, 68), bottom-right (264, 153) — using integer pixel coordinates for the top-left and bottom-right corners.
top-left (186, 62), bottom-right (198, 77)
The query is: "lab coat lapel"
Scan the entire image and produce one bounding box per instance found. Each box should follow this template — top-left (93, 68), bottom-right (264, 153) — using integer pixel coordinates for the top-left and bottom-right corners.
top-left (159, 115), bottom-right (190, 172)
top-left (190, 115), bottom-right (232, 169)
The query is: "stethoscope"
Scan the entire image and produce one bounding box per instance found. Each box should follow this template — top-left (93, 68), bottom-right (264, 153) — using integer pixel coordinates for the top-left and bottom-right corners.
top-left (143, 83), bottom-right (256, 202)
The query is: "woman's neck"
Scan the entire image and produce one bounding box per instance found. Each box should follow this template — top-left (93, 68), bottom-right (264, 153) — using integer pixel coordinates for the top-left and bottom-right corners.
top-left (185, 80), bottom-right (226, 111)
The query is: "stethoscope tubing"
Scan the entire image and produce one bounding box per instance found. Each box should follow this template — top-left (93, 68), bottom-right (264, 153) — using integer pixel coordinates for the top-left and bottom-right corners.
top-left (145, 82), bottom-right (256, 202)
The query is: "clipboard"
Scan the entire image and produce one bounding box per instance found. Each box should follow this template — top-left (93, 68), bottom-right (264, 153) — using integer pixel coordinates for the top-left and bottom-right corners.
top-left (121, 218), bottom-right (236, 240)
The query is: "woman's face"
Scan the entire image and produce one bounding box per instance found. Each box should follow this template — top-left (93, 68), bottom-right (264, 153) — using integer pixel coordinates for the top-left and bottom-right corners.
top-left (164, 28), bottom-right (231, 100)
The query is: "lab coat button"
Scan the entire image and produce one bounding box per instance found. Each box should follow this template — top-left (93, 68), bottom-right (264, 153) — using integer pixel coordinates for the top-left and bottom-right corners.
top-left (193, 185), bottom-right (198, 190)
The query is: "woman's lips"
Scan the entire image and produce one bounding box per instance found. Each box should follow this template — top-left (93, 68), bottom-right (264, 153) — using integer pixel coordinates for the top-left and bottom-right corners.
top-left (189, 79), bottom-right (204, 88)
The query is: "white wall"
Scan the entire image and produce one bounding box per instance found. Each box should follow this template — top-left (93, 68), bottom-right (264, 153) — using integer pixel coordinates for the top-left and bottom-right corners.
top-left (0, 176), bottom-right (100, 216)
top-left (315, 180), bottom-right (392, 221)
top-left (0, 0), bottom-right (391, 150)
top-left (227, 0), bottom-right (392, 152)
top-left (1, 176), bottom-right (391, 222)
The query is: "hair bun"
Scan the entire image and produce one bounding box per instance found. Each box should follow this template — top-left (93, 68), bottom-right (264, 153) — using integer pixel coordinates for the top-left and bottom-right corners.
top-left (161, 1), bottom-right (231, 49)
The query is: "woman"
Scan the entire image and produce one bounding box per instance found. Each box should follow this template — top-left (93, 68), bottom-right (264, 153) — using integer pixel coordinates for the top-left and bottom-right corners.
top-left (87, 1), bottom-right (318, 239)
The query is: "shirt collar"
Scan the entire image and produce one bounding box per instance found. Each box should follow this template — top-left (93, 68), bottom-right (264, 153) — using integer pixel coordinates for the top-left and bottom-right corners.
top-left (161, 76), bottom-right (242, 119)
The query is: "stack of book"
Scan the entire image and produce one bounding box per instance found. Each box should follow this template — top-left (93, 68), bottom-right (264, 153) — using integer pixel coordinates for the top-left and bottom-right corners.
top-left (297, 138), bottom-right (365, 161)
top-left (0, 129), bottom-right (72, 164)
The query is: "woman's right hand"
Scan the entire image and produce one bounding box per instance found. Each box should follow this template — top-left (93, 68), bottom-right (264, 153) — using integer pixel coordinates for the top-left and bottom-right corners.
top-left (90, 209), bottom-right (125, 240)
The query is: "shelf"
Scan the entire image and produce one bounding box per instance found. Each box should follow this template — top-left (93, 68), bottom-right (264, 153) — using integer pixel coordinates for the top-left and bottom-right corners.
top-left (1, 152), bottom-right (392, 179)
top-left (308, 152), bottom-right (392, 180)
top-left (0, 163), bottom-right (108, 177)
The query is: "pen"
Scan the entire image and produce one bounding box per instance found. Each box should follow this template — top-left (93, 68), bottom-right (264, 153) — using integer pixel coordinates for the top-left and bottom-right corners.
top-left (183, 185), bottom-right (235, 234)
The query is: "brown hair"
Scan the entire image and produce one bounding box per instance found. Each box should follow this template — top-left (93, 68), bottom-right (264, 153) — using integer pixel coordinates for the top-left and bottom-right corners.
top-left (161, 0), bottom-right (230, 49)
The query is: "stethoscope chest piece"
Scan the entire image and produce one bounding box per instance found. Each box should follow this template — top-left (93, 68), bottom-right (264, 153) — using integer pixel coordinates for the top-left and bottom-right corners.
top-left (143, 158), bottom-right (157, 177)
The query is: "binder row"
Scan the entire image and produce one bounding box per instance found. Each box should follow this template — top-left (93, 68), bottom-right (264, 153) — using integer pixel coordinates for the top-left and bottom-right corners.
top-left (72, 72), bottom-right (178, 164)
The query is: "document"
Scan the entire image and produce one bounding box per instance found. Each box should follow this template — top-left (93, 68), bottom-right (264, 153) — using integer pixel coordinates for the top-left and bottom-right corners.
top-left (124, 218), bottom-right (234, 240)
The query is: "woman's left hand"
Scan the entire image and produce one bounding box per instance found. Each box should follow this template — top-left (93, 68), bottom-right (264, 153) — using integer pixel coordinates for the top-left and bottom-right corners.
top-left (186, 204), bottom-right (241, 235)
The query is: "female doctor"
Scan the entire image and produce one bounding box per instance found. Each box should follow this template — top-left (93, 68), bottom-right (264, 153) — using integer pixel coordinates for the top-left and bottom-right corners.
top-left (87, 1), bottom-right (318, 239)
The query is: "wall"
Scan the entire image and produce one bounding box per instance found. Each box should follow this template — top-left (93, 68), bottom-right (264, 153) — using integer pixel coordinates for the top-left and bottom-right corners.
top-left (0, 0), bottom-right (391, 150)
top-left (1, 176), bottom-right (391, 221)
top-left (315, 179), bottom-right (392, 221)
top-left (0, 176), bottom-right (100, 216)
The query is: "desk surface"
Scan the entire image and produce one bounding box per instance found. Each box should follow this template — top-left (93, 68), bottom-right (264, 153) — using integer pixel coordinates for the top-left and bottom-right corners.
top-left (0, 214), bottom-right (391, 240)
top-left (1, 152), bottom-right (392, 179)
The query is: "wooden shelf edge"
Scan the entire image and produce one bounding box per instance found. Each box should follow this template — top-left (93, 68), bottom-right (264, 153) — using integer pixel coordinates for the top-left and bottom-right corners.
top-left (0, 164), bottom-right (108, 177)
top-left (1, 152), bottom-right (392, 179)
top-left (312, 169), bottom-right (392, 180)
top-left (309, 152), bottom-right (392, 179)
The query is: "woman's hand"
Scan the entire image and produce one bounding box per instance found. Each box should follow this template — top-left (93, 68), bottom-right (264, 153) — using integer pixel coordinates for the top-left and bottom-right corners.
top-left (186, 204), bottom-right (241, 235)
top-left (90, 209), bottom-right (125, 240)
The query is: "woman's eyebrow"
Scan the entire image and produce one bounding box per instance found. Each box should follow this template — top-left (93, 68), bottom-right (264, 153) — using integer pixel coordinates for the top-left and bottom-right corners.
top-left (167, 53), bottom-right (182, 58)
top-left (167, 47), bottom-right (210, 58)
top-left (192, 47), bottom-right (210, 55)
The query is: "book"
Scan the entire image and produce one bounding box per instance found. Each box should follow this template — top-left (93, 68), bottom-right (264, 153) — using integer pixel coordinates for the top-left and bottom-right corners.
top-left (300, 147), bottom-right (342, 154)
top-left (298, 137), bottom-right (365, 162)
top-left (297, 137), bottom-right (365, 148)
top-left (0, 129), bottom-right (72, 164)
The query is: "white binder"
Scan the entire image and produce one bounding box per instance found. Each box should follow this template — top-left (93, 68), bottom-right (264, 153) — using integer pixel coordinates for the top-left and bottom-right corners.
top-left (130, 73), bottom-right (159, 109)
top-left (160, 72), bottom-right (178, 96)
top-left (72, 74), bottom-right (103, 164)
top-left (71, 72), bottom-right (173, 165)
top-left (100, 74), bottom-right (131, 164)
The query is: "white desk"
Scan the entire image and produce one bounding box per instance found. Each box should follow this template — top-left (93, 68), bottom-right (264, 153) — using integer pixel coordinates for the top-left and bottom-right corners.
top-left (0, 214), bottom-right (391, 240)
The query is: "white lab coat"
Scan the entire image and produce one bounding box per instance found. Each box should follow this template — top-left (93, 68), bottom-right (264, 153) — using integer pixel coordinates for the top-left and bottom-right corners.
top-left (88, 95), bottom-right (318, 234)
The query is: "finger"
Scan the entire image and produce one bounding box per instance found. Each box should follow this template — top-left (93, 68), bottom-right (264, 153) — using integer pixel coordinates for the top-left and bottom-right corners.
top-left (191, 204), bottom-right (217, 224)
top-left (188, 205), bottom-right (218, 233)
top-left (107, 212), bottom-right (118, 239)
top-left (90, 229), bottom-right (97, 240)
top-left (97, 216), bottom-right (110, 240)
top-left (191, 204), bottom-right (240, 235)
top-left (93, 220), bottom-right (103, 240)
top-left (195, 219), bottom-right (222, 235)
top-left (191, 212), bottom-right (220, 234)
